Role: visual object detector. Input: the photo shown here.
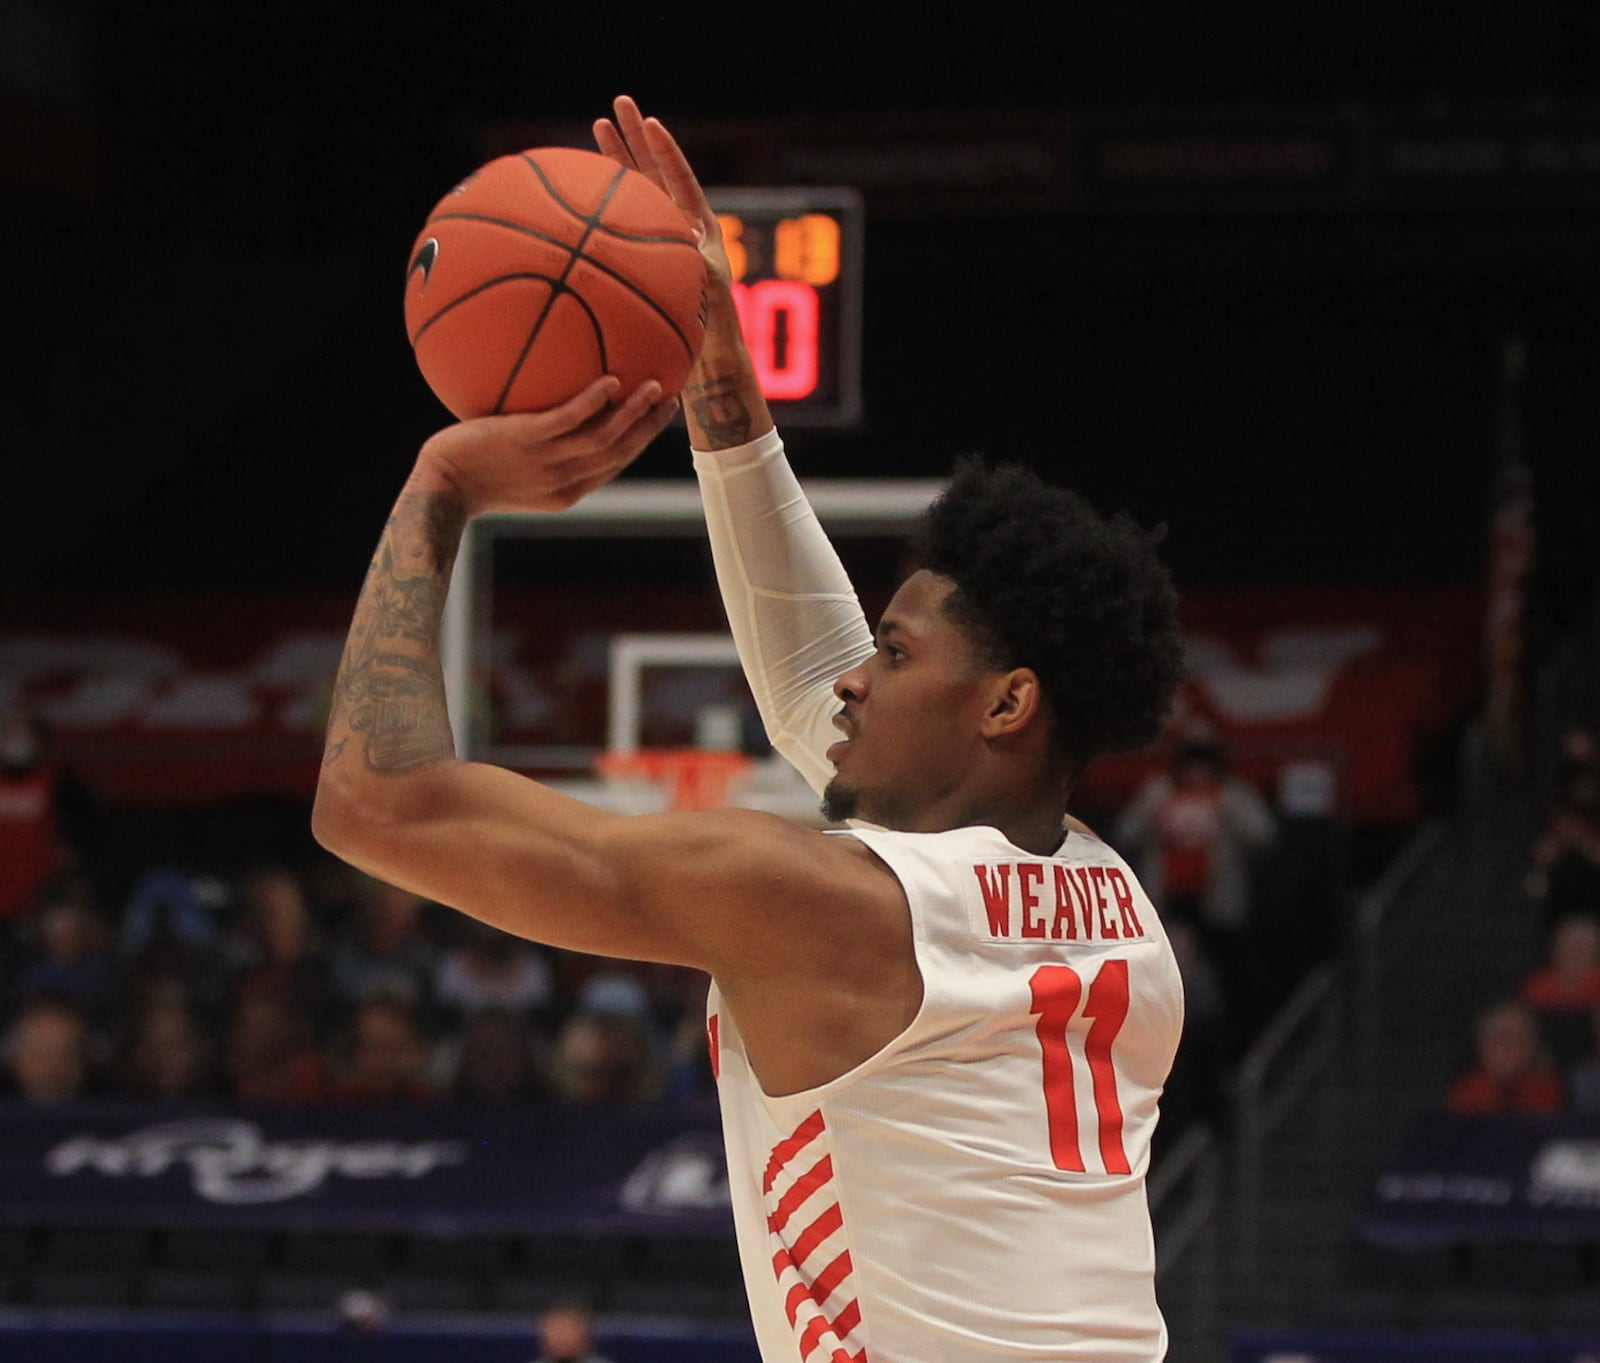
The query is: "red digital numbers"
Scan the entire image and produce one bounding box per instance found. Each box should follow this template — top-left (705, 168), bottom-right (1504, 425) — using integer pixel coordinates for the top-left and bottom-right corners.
top-left (1029, 959), bottom-right (1131, 1175)
top-left (730, 280), bottom-right (820, 401)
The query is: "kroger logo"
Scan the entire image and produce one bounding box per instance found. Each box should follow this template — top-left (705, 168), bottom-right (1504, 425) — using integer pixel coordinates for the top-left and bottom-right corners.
top-left (46, 1120), bottom-right (467, 1205)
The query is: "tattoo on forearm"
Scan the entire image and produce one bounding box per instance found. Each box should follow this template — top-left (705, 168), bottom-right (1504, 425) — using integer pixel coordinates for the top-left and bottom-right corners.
top-left (324, 489), bottom-right (465, 774)
top-left (684, 372), bottom-right (754, 448)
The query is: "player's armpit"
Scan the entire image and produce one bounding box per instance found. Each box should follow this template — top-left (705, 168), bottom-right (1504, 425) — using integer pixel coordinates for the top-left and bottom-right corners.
top-left (314, 760), bottom-right (898, 976)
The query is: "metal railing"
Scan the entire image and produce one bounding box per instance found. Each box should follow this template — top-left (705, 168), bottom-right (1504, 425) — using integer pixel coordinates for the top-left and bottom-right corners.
top-left (1151, 1123), bottom-right (1221, 1349)
top-left (1231, 817), bottom-right (1447, 1280)
top-left (1351, 819), bottom-right (1448, 1075)
top-left (1231, 960), bottom-right (1343, 1280)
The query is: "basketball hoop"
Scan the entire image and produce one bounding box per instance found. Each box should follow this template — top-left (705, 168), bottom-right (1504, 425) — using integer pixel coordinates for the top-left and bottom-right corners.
top-left (597, 748), bottom-right (754, 812)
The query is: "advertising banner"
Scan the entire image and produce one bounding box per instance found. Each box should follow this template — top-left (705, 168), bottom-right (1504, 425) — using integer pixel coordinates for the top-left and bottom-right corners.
top-left (1359, 1111), bottom-right (1600, 1249)
top-left (0, 1100), bottom-right (733, 1237)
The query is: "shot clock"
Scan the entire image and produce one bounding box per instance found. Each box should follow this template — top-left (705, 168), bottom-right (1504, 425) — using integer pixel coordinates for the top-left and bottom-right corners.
top-left (707, 188), bottom-right (863, 427)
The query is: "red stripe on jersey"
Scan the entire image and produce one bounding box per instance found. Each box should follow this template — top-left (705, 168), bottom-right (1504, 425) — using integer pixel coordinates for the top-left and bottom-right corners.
top-left (811, 1248), bottom-right (853, 1305)
top-left (789, 1201), bottom-right (844, 1269)
top-left (707, 1014), bottom-right (720, 1080)
top-left (764, 1109), bottom-right (826, 1193)
top-left (767, 1154), bottom-right (833, 1234)
top-left (798, 1297), bottom-right (862, 1359)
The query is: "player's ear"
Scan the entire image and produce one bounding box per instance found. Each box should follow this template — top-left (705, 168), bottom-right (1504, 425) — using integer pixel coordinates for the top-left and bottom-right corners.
top-left (980, 668), bottom-right (1044, 741)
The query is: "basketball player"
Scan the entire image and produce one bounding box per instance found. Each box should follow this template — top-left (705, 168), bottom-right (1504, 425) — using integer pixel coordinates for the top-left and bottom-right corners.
top-left (315, 97), bottom-right (1186, 1362)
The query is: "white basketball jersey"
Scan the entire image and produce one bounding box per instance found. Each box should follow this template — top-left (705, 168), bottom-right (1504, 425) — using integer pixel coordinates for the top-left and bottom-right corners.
top-left (708, 824), bottom-right (1184, 1363)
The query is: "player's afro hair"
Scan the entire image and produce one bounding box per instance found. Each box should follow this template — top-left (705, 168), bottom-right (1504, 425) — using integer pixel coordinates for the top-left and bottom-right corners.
top-left (914, 458), bottom-right (1184, 773)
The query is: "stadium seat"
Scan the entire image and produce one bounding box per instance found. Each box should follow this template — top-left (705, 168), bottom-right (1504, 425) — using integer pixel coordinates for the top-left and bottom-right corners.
top-left (517, 1233), bottom-right (630, 1275)
top-left (40, 1226), bottom-right (150, 1271)
top-left (159, 1228), bottom-right (271, 1273)
top-left (256, 1269), bottom-right (359, 1311)
top-left (489, 1272), bottom-right (603, 1313)
top-left (609, 1278), bottom-right (746, 1319)
top-left (1462, 1239), bottom-right (1589, 1292)
top-left (28, 1268), bottom-right (136, 1309)
top-left (280, 1232), bottom-right (394, 1275)
top-left (400, 1233), bottom-right (509, 1276)
top-left (141, 1266), bottom-right (252, 1311)
top-left (383, 1270), bottom-right (485, 1313)
top-left (638, 1234), bottom-right (743, 1283)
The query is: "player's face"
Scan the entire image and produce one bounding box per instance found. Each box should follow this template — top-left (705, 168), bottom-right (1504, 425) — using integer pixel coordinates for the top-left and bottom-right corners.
top-left (822, 570), bottom-right (1001, 829)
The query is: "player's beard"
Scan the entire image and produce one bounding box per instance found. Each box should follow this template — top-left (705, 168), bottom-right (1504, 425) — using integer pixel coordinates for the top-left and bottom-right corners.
top-left (821, 775), bottom-right (858, 823)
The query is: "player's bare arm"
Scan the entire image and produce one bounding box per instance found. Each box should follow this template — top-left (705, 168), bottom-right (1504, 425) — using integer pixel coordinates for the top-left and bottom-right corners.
top-left (314, 376), bottom-right (917, 1088)
top-left (596, 95), bottom-right (773, 452)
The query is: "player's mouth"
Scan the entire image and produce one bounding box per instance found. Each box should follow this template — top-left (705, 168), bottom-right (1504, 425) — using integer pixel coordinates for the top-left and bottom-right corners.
top-left (828, 712), bottom-right (856, 765)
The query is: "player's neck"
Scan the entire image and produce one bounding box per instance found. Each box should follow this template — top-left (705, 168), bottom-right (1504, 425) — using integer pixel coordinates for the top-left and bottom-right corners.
top-left (892, 788), bottom-right (1072, 857)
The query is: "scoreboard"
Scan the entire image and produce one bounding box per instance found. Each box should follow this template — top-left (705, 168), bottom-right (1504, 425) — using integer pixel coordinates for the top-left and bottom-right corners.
top-left (706, 187), bottom-right (863, 427)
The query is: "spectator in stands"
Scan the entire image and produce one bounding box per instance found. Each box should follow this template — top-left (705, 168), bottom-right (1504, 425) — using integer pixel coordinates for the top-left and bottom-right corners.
top-left (326, 996), bottom-right (435, 1105)
top-left (433, 918), bottom-right (554, 1026)
top-left (329, 879), bottom-right (437, 1015)
top-left (666, 1009), bottom-right (716, 1103)
top-left (2, 998), bottom-right (93, 1104)
top-left (1526, 736), bottom-right (1600, 929)
top-left (1564, 999), bottom-right (1600, 1114)
top-left (452, 1009), bottom-right (549, 1105)
top-left (119, 869), bottom-right (223, 1005)
top-left (222, 991), bottom-right (328, 1105)
top-left (1448, 1000), bottom-right (1565, 1116)
top-left (0, 707), bottom-right (77, 927)
top-left (227, 865), bottom-right (333, 1034)
top-left (532, 1303), bottom-right (612, 1363)
top-left (116, 994), bottom-right (212, 1100)
top-left (17, 885), bottom-right (117, 1024)
top-left (552, 1009), bottom-right (663, 1106)
top-left (1521, 913), bottom-right (1600, 1066)
top-left (1115, 732), bottom-right (1276, 1038)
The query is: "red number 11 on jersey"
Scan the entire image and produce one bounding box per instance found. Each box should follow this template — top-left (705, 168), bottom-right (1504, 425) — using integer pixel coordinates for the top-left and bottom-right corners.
top-left (1029, 959), bottom-right (1132, 1175)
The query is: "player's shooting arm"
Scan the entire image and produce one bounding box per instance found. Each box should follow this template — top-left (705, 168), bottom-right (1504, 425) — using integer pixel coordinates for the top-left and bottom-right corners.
top-left (311, 437), bottom-right (878, 973)
top-left (595, 99), bottom-right (875, 794)
top-left (682, 224), bottom-right (875, 795)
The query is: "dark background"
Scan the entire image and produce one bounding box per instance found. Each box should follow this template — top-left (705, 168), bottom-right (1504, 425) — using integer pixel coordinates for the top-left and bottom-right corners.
top-left (4, 1), bottom-right (1599, 632)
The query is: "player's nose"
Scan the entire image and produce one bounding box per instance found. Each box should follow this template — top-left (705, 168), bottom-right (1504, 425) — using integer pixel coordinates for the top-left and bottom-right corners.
top-left (833, 664), bottom-right (866, 704)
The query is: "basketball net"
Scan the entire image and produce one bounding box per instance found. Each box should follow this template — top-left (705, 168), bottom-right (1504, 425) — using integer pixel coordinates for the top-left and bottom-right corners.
top-left (597, 748), bottom-right (754, 812)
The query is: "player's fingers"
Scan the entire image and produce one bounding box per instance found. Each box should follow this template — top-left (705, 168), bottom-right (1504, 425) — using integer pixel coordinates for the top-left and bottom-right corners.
top-left (612, 95), bottom-right (661, 181)
top-left (553, 397), bottom-right (677, 491)
top-left (593, 119), bottom-right (635, 169)
top-left (641, 117), bottom-right (715, 219)
top-left (547, 375), bottom-right (624, 431)
top-left (543, 379), bottom-right (660, 462)
top-left (493, 376), bottom-right (620, 446)
top-left (585, 380), bottom-right (663, 446)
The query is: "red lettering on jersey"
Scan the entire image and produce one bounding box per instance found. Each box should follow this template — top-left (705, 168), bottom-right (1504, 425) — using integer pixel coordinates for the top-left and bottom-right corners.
top-left (974, 863), bottom-right (1013, 936)
top-left (707, 1014), bottom-right (721, 1080)
top-left (1019, 862), bottom-right (1046, 938)
top-left (1051, 866), bottom-right (1078, 940)
top-left (1071, 868), bottom-right (1097, 939)
top-left (1107, 867), bottom-right (1145, 938)
top-left (1087, 866), bottom-right (1119, 938)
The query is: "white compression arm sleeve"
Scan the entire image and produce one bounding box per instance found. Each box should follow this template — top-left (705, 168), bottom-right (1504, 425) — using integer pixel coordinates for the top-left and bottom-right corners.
top-left (693, 429), bottom-right (875, 796)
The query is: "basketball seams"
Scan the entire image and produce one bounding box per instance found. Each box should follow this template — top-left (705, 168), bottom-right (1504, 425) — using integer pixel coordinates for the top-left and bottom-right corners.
top-left (407, 149), bottom-right (704, 416)
top-left (425, 210), bottom-right (699, 251)
top-left (410, 273), bottom-right (566, 346)
top-left (494, 158), bottom-right (628, 412)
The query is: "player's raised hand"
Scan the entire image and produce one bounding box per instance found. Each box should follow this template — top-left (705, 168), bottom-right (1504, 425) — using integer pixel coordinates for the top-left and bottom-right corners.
top-left (595, 96), bottom-right (734, 291)
top-left (416, 376), bottom-right (677, 516)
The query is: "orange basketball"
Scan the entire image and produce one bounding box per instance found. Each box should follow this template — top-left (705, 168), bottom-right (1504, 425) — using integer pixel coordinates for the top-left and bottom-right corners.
top-left (403, 147), bottom-right (707, 419)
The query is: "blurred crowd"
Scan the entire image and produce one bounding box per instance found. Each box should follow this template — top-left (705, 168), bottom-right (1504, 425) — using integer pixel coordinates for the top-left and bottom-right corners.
top-left (1447, 723), bottom-right (1600, 1117)
top-left (0, 709), bottom-right (713, 1110)
top-left (0, 703), bottom-right (1313, 1143)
